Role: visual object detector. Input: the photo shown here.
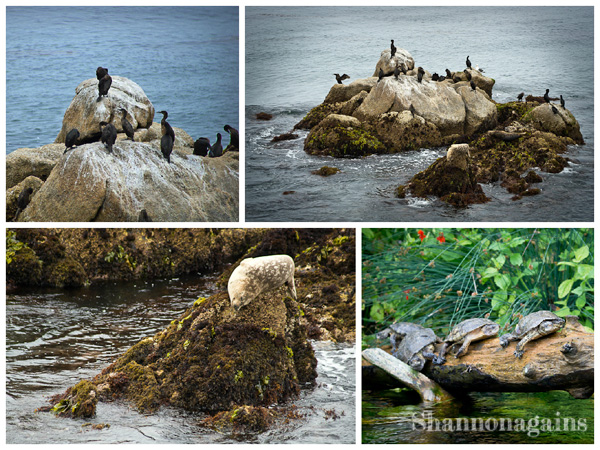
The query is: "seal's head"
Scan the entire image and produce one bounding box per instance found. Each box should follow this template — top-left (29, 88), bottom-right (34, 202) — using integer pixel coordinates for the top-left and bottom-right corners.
top-left (230, 292), bottom-right (244, 311)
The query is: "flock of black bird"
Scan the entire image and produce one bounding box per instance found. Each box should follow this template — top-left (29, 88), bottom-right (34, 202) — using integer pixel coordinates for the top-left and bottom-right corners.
top-left (517, 87), bottom-right (566, 115)
top-left (62, 66), bottom-right (239, 163)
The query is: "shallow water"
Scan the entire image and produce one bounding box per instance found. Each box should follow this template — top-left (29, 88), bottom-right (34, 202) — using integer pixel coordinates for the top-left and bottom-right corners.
top-left (245, 6), bottom-right (594, 222)
top-left (6, 276), bottom-right (356, 444)
top-left (6, 6), bottom-right (239, 154)
top-left (362, 389), bottom-right (594, 444)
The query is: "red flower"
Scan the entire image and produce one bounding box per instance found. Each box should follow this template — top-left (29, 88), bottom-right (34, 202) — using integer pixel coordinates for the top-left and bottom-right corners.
top-left (418, 230), bottom-right (426, 241)
top-left (437, 233), bottom-right (445, 243)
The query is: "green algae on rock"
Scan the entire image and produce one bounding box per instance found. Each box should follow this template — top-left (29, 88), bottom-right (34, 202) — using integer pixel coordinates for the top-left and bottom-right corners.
top-left (311, 166), bottom-right (340, 176)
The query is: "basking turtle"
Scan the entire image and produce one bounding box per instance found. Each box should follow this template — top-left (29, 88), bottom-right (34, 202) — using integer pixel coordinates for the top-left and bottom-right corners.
top-left (394, 328), bottom-right (443, 371)
top-left (377, 322), bottom-right (425, 353)
top-left (437, 318), bottom-right (500, 363)
top-left (499, 310), bottom-right (565, 358)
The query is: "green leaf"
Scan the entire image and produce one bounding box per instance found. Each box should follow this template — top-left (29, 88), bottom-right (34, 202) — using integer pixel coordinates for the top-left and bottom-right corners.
top-left (576, 295), bottom-right (587, 310)
top-left (493, 255), bottom-right (506, 269)
top-left (573, 245), bottom-right (590, 263)
top-left (558, 279), bottom-right (574, 299)
top-left (576, 264), bottom-right (594, 281)
top-left (509, 253), bottom-right (523, 266)
top-left (370, 302), bottom-right (384, 321)
top-left (494, 274), bottom-right (511, 291)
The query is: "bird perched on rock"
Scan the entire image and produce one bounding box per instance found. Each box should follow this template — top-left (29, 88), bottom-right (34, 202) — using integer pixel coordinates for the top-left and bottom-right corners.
top-left (96, 66), bottom-right (108, 80)
top-left (64, 128), bottom-right (80, 154)
top-left (475, 64), bottom-right (484, 73)
top-left (394, 65), bottom-right (400, 80)
top-left (158, 110), bottom-right (175, 163)
top-left (223, 124), bottom-right (239, 150)
top-left (390, 39), bottom-right (397, 57)
top-left (194, 137), bottom-right (211, 156)
top-left (378, 68), bottom-right (384, 82)
top-left (544, 89), bottom-right (550, 103)
top-left (209, 133), bottom-right (223, 157)
top-left (517, 92), bottom-right (524, 102)
top-left (431, 73), bottom-right (439, 81)
top-left (14, 187), bottom-right (33, 221)
top-left (99, 121), bottom-right (117, 153)
top-left (560, 95), bottom-right (565, 108)
top-left (400, 63), bottom-right (407, 75)
top-left (466, 56), bottom-right (471, 69)
top-left (470, 80), bottom-right (477, 91)
top-left (445, 68), bottom-right (452, 79)
top-left (417, 67), bottom-right (425, 83)
top-left (334, 73), bottom-right (350, 84)
top-left (119, 108), bottom-right (135, 141)
top-left (464, 69), bottom-right (472, 81)
top-left (97, 73), bottom-right (112, 101)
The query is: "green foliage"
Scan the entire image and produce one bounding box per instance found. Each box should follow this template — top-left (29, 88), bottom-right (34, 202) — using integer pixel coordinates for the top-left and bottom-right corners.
top-left (362, 228), bottom-right (594, 343)
top-left (6, 230), bottom-right (25, 264)
top-left (105, 245), bottom-right (137, 270)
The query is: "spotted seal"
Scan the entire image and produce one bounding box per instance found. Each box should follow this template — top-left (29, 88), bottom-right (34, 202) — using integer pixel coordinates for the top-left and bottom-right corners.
top-left (228, 254), bottom-right (297, 311)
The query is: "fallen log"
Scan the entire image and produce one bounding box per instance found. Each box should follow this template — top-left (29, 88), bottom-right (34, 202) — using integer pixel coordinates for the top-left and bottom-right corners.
top-left (361, 348), bottom-right (453, 402)
top-left (363, 316), bottom-right (593, 399)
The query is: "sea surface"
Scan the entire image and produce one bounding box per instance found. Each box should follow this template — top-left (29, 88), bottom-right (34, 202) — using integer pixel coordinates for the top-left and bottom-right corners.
top-left (6, 6), bottom-right (239, 154)
top-left (6, 275), bottom-right (356, 444)
top-left (246, 6), bottom-right (594, 222)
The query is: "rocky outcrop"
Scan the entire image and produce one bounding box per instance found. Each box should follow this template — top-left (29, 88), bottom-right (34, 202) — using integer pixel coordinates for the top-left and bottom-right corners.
top-left (6, 143), bottom-right (64, 189)
top-left (6, 175), bottom-right (43, 221)
top-left (55, 76), bottom-right (155, 144)
top-left (15, 141), bottom-right (238, 222)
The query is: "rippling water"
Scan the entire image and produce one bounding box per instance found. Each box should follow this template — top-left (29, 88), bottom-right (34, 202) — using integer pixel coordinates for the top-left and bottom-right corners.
top-left (245, 6), bottom-right (594, 222)
top-left (6, 276), bottom-right (356, 444)
top-left (6, 6), bottom-right (239, 154)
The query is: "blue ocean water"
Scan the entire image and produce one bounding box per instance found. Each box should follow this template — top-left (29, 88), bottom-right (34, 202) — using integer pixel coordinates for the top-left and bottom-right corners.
top-left (6, 6), bottom-right (239, 154)
top-left (245, 6), bottom-right (594, 222)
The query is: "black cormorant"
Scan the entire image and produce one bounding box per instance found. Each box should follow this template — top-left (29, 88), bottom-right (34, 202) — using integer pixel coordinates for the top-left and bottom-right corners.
top-left (391, 39), bottom-right (396, 57)
top-left (431, 73), bottom-right (439, 81)
top-left (417, 67), bottom-right (424, 83)
top-left (400, 63), bottom-right (407, 74)
top-left (464, 69), bottom-right (472, 81)
top-left (209, 133), bottom-right (223, 157)
top-left (98, 73), bottom-right (112, 101)
top-left (96, 67), bottom-right (108, 80)
top-left (378, 68), bottom-right (384, 82)
top-left (14, 187), bottom-right (33, 221)
top-left (560, 95), bottom-right (565, 108)
top-left (223, 124), bottom-right (239, 150)
top-left (445, 68), bottom-right (452, 78)
top-left (194, 137), bottom-right (211, 156)
top-left (543, 89), bottom-right (550, 103)
top-left (157, 111), bottom-right (175, 163)
top-left (99, 121), bottom-right (117, 153)
top-left (438, 76), bottom-right (446, 81)
top-left (517, 92), bottom-right (524, 102)
top-left (334, 73), bottom-right (350, 84)
top-left (470, 80), bottom-right (476, 91)
top-left (466, 56), bottom-right (471, 69)
top-left (64, 128), bottom-right (80, 153)
top-left (394, 66), bottom-right (400, 80)
top-left (119, 108), bottom-right (135, 141)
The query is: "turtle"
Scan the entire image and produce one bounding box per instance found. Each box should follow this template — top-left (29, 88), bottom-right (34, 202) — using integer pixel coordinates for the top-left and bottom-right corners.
top-left (499, 310), bottom-right (565, 358)
top-left (393, 328), bottom-right (444, 371)
top-left (436, 318), bottom-right (500, 363)
top-left (376, 322), bottom-right (426, 353)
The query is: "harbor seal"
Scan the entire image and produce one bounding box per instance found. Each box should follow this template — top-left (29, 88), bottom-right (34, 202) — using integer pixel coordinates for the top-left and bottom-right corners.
top-left (228, 254), bottom-right (297, 311)
top-left (446, 143), bottom-right (471, 171)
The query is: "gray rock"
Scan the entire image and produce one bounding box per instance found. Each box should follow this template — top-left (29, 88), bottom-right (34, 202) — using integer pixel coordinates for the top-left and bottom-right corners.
top-left (528, 103), bottom-right (583, 142)
top-left (6, 143), bottom-right (65, 189)
top-left (373, 48), bottom-right (415, 77)
top-left (324, 78), bottom-right (378, 104)
top-left (7, 175), bottom-right (43, 221)
top-left (55, 76), bottom-right (155, 143)
top-left (19, 141), bottom-right (238, 222)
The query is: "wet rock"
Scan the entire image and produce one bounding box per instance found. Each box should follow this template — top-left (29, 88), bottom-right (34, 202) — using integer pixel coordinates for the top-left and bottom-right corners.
top-left (55, 76), bottom-right (154, 144)
top-left (311, 166), bottom-right (340, 176)
top-left (6, 175), bottom-right (43, 221)
top-left (528, 103), bottom-right (584, 143)
top-left (256, 112), bottom-right (273, 120)
top-left (271, 132), bottom-right (299, 142)
top-left (373, 111), bottom-right (442, 152)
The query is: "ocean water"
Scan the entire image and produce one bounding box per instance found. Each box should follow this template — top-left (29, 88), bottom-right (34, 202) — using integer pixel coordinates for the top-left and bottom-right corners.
top-left (245, 6), bottom-right (594, 222)
top-left (6, 6), bottom-right (239, 154)
top-left (6, 276), bottom-right (356, 444)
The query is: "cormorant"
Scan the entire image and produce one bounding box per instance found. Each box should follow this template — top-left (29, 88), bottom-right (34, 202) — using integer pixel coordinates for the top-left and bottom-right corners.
top-left (138, 209), bottom-right (152, 222)
top-left (64, 128), bottom-right (80, 153)
top-left (400, 63), bottom-right (407, 74)
top-left (431, 73), bottom-right (439, 81)
top-left (543, 89), bottom-right (550, 103)
top-left (464, 69), bottom-right (472, 81)
top-left (517, 92), bottom-right (524, 102)
top-left (157, 111), bottom-right (175, 163)
top-left (98, 73), bottom-right (112, 101)
top-left (394, 66), bottom-right (400, 80)
top-left (466, 56), bottom-right (471, 69)
top-left (223, 124), bottom-right (239, 150)
top-left (445, 68), bottom-right (452, 79)
top-left (209, 133), bottom-right (223, 157)
top-left (194, 137), bottom-right (211, 156)
top-left (560, 95), bottom-right (565, 108)
top-left (119, 108), bottom-right (135, 141)
top-left (96, 67), bottom-right (108, 80)
top-left (470, 80), bottom-right (476, 91)
top-left (334, 73), bottom-right (350, 84)
top-left (552, 105), bottom-right (559, 114)
top-left (378, 68), bottom-right (384, 82)
top-left (417, 67), bottom-right (424, 83)
top-left (99, 121), bottom-right (117, 153)
top-left (14, 187), bottom-right (33, 221)
top-left (390, 39), bottom-right (396, 57)
top-left (438, 76), bottom-right (446, 81)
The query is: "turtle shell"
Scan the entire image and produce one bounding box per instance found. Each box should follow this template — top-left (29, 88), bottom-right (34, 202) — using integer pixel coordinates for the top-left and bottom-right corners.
top-left (395, 328), bottom-right (438, 363)
top-left (514, 310), bottom-right (564, 337)
top-left (446, 317), bottom-right (498, 342)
